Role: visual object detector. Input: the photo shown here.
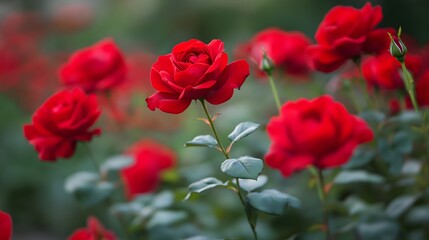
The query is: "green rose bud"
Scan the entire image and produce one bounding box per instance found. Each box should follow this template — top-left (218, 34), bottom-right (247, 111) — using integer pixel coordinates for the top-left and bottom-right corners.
top-left (260, 52), bottom-right (275, 75)
top-left (388, 28), bottom-right (407, 63)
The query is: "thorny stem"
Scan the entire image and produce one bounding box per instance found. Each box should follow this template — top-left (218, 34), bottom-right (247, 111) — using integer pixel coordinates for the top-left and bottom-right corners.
top-left (199, 99), bottom-right (258, 240)
top-left (315, 168), bottom-right (332, 240)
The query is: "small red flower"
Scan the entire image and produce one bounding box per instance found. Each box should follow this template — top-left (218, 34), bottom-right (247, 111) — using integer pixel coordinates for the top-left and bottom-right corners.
top-left (265, 96), bottom-right (373, 177)
top-left (362, 53), bottom-right (422, 90)
top-left (146, 39), bottom-right (249, 114)
top-left (121, 140), bottom-right (176, 199)
top-left (60, 38), bottom-right (126, 93)
top-left (68, 216), bottom-right (116, 240)
top-left (0, 210), bottom-right (12, 240)
top-left (23, 88), bottom-right (101, 161)
top-left (307, 2), bottom-right (391, 73)
top-left (236, 28), bottom-right (312, 78)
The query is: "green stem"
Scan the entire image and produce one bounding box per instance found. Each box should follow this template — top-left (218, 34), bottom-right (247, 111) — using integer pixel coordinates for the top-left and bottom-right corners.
top-left (82, 143), bottom-right (102, 177)
top-left (401, 62), bottom-right (419, 113)
top-left (199, 99), bottom-right (258, 240)
top-left (267, 74), bottom-right (282, 113)
top-left (315, 168), bottom-right (332, 240)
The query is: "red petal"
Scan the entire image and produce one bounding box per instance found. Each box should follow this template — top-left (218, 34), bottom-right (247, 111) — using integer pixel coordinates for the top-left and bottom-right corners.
top-left (146, 92), bottom-right (192, 114)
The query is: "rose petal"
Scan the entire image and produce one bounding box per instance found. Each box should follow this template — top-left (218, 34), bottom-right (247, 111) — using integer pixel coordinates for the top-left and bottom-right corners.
top-left (146, 92), bottom-right (192, 114)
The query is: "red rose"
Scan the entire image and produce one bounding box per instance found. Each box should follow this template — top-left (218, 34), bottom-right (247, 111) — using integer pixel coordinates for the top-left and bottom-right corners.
top-left (68, 216), bottom-right (116, 240)
top-left (23, 88), bottom-right (101, 161)
top-left (265, 96), bottom-right (373, 177)
top-left (307, 3), bottom-right (391, 73)
top-left (0, 211), bottom-right (12, 240)
top-left (146, 39), bottom-right (249, 114)
top-left (237, 28), bottom-right (312, 78)
top-left (407, 70), bottom-right (429, 108)
top-left (60, 38), bottom-right (126, 93)
top-left (121, 140), bottom-right (176, 199)
top-left (362, 53), bottom-right (422, 90)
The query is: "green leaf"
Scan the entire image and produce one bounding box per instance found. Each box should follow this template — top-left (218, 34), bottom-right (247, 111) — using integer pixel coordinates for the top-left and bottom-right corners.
top-left (344, 148), bottom-right (376, 169)
top-left (236, 175), bottom-right (268, 192)
top-left (247, 189), bottom-right (300, 215)
top-left (185, 135), bottom-right (218, 148)
top-left (388, 111), bottom-right (421, 125)
top-left (405, 206), bottom-right (429, 225)
top-left (359, 111), bottom-right (385, 124)
top-left (147, 210), bottom-right (187, 228)
top-left (221, 156), bottom-right (263, 180)
top-left (184, 177), bottom-right (226, 201)
top-left (333, 170), bottom-right (384, 184)
top-left (65, 172), bottom-right (114, 207)
top-left (392, 131), bottom-right (414, 154)
top-left (386, 194), bottom-right (420, 218)
top-left (101, 155), bottom-right (134, 172)
top-left (228, 122), bottom-right (260, 143)
top-left (357, 221), bottom-right (399, 240)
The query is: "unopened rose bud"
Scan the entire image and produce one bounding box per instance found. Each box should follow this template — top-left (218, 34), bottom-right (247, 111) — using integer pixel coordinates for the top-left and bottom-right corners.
top-left (260, 52), bottom-right (275, 75)
top-left (389, 28), bottom-right (407, 63)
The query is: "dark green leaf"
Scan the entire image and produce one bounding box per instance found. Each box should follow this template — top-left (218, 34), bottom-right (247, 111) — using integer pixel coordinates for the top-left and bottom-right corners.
top-left (228, 122), bottom-right (260, 143)
top-left (357, 221), bottom-right (399, 240)
top-left (333, 170), bottom-right (384, 184)
top-left (65, 172), bottom-right (114, 207)
top-left (221, 156), bottom-right (263, 180)
top-left (392, 131), bottom-right (414, 154)
top-left (184, 177), bottom-right (226, 201)
top-left (101, 155), bottom-right (134, 172)
top-left (359, 111), bottom-right (385, 124)
top-left (405, 206), bottom-right (429, 225)
top-left (247, 189), bottom-right (300, 215)
top-left (185, 135), bottom-right (218, 148)
top-left (386, 194), bottom-right (420, 218)
top-left (147, 210), bottom-right (187, 228)
top-left (236, 175), bottom-right (268, 192)
top-left (388, 111), bottom-right (421, 125)
top-left (344, 148), bottom-right (376, 169)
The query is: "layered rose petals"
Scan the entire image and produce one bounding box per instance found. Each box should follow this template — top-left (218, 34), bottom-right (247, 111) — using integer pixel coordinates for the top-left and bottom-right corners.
top-left (265, 96), bottom-right (373, 177)
top-left (68, 216), bottom-right (116, 240)
top-left (121, 140), bottom-right (176, 199)
top-left (307, 2), bottom-right (391, 73)
top-left (23, 88), bottom-right (101, 161)
top-left (60, 38), bottom-right (126, 93)
top-left (146, 39), bottom-right (249, 114)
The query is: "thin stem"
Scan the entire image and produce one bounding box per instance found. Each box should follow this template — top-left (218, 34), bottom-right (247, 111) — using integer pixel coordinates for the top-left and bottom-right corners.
top-left (267, 74), bottom-right (282, 113)
top-left (82, 143), bottom-right (102, 177)
top-left (199, 99), bottom-right (258, 240)
top-left (316, 169), bottom-right (332, 240)
top-left (401, 62), bottom-right (419, 113)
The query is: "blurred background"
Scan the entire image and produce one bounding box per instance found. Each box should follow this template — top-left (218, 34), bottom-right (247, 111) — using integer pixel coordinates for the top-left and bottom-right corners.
top-left (1, 0), bottom-right (429, 239)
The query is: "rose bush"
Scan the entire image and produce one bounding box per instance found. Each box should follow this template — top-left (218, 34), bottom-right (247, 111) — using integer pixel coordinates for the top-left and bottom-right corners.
top-left (265, 95), bottom-right (374, 176)
top-left (23, 88), bottom-right (101, 161)
top-left (60, 38), bottom-right (126, 93)
top-left (146, 39), bottom-right (249, 114)
top-left (307, 2), bottom-right (391, 72)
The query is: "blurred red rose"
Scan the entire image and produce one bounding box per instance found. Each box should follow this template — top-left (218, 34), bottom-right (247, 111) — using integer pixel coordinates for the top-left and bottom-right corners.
top-left (265, 96), bottom-right (373, 177)
top-left (389, 99), bottom-right (401, 115)
top-left (121, 140), bottom-right (176, 199)
top-left (68, 216), bottom-right (116, 240)
top-left (362, 53), bottom-right (422, 90)
top-left (146, 39), bottom-right (249, 114)
top-left (60, 38), bottom-right (126, 93)
top-left (23, 88), bottom-right (101, 161)
top-left (407, 70), bottom-right (429, 108)
top-left (0, 210), bottom-right (12, 240)
top-left (236, 28), bottom-right (312, 78)
top-left (307, 2), bottom-right (391, 73)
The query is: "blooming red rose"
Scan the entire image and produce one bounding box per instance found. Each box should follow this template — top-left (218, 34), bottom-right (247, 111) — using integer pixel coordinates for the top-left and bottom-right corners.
top-left (121, 140), bottom-right (176, 199)
top-left (0, 210), bottom-right (12, 240)
top-left (362, 53), bottom-right (422, 90)
top-left (23, 88), bottom-right (101, 161)
top-left (146, 39), bottom-right (249, 114)
top-left (236, 28), bottom-right (312, 78)
top-left (60, 38), bottom-right (126, 93)
top-left (307, 2), bottom-right (391, 73)
top-left (265, 96), bottom-right (373, 177)
top-left (68, 216), bottom-right (116, 240)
